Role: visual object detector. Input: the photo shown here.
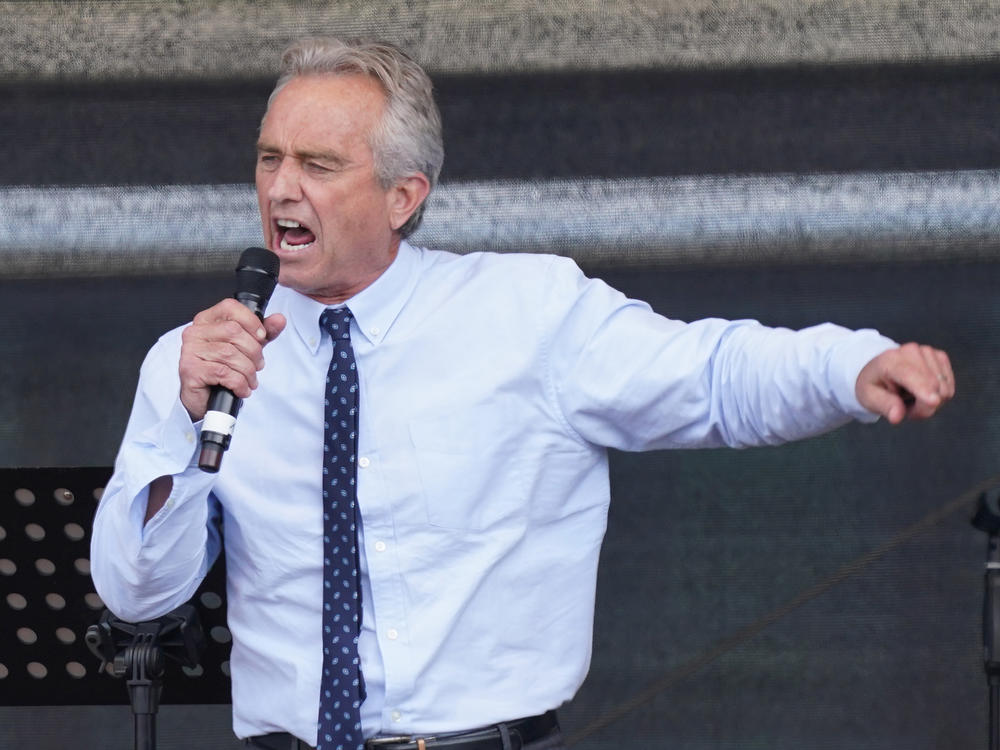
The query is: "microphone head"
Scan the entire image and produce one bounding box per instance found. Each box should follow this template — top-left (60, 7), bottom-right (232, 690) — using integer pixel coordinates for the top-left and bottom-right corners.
top-left (235, 247), bottom-right (280, 301)
top-left (237, 246), bottom-right (280, 277)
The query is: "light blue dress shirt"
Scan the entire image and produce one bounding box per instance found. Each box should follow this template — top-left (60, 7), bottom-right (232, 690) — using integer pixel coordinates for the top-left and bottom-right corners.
top-left (91, 241), bottom-right (895, 744)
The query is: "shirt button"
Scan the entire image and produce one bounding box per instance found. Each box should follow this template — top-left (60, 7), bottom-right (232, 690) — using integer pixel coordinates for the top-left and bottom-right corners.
top-left (309, 338), bottom-right (317, 347)
top-left (391, 711), bottom-right (401, 722)
top-left (185, 432), bottom-right (194, 443)
top-left (374, 541), bottom-right (386, 553)
top-left (370, 326), bottom-right (380, 336)
top-left (387, 628), bottom-right (398, 640)
top-left (358, 457), bottom-right (371, 468)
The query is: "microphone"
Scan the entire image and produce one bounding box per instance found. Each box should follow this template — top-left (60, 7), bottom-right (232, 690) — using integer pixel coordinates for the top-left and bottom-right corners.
top-left (198, 247), bottom-right (280, 473)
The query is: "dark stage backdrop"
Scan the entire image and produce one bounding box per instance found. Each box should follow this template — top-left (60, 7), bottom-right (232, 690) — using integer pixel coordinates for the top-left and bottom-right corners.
top-left (2, 2), bottom-right (999, 748)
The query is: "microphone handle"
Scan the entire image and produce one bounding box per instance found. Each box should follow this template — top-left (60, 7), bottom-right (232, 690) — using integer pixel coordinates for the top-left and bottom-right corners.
top-left (197, 293), bottom-right (268, 473)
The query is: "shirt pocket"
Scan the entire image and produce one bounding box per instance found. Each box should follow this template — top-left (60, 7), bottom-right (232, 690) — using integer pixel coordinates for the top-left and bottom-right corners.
top-left (408, 407), bottom-right (528, 532)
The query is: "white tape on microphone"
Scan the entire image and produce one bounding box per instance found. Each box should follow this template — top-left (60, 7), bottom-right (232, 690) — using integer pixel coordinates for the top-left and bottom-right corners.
top-left (203, 410), bottom-right (238, 437)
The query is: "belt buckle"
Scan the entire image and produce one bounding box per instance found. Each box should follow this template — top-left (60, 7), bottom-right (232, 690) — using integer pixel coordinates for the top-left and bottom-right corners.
top-left (366, 735), bottom-right (425, 747)
top-left (367, 736), bottom-right (439, 750)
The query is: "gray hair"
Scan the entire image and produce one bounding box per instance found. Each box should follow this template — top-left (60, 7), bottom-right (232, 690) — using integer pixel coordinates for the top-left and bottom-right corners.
top-left (268, 37), bottom-right (444, 237)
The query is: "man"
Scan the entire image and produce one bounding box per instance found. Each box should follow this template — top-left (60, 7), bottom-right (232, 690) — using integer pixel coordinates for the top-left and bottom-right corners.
top-left (91, 37), bottom-right (954, 750)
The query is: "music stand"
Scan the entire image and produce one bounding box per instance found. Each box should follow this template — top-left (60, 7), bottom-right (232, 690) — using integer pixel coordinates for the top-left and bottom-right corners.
top-left (0, 468), bottom-right (232, 745)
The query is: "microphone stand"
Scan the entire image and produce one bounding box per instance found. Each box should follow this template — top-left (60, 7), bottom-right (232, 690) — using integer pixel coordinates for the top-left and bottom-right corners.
top-left (86, 605), bottom-right (206, 750)
top-left (972, 488), bottom-right (1000, 750)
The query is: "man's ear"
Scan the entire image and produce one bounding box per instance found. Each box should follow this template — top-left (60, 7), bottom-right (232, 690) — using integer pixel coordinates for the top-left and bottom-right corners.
top-left (388, 173), bottom-right (432, 232)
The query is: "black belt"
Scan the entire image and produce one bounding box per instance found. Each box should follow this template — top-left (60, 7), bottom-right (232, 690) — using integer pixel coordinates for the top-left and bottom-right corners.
top-left (245, 711), bottom-right (559, 750)
top-left (366, 711), bottom-right (559, 750)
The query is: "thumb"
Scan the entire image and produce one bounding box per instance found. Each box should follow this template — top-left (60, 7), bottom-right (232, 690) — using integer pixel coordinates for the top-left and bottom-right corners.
top-left (263, 313), bottom-right (287, 343)
top-left (857, 381), bottom-right (909, 424)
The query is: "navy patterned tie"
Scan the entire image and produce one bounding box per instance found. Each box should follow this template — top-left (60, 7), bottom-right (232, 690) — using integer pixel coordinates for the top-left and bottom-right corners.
top-left (317, 307), bottom-right (364, 750)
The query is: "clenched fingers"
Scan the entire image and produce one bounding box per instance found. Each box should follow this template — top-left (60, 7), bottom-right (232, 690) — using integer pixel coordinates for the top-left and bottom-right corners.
top-left (179, 299), bottom-right (285, 420)
top-left (855, 342), bottom-right (954, 424)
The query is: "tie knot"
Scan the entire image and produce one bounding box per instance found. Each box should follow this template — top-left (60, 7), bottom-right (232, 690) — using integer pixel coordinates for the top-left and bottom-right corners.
top-left (320, 307), bottom-right (353, 340)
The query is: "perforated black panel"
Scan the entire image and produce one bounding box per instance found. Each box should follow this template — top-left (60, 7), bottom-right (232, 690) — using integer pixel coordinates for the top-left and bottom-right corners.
top-left (0, 468), bottom-right (231, 705)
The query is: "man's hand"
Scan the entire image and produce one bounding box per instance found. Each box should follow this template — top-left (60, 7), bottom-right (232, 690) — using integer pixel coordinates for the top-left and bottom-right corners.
top-left (855, 342), bottom-right (954, 424)
top-left (178, 298), bottom-right (287, 421)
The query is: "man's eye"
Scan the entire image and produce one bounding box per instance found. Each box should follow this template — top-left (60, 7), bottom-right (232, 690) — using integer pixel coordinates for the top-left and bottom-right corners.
top-left (305, 161), bottom-right (333, 174)
top-left (257, 154), bottom-right (280, 168)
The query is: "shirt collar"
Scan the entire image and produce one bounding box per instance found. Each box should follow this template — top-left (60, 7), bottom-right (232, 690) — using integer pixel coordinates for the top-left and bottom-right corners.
top-left (277, 240), bottom-right (421, 354)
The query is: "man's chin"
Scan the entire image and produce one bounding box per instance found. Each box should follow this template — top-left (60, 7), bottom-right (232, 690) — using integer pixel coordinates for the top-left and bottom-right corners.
top-left (276, 266), bottom-right (310, 293)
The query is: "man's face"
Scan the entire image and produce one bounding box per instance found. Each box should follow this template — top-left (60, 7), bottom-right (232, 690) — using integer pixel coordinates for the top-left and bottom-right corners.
top-left (256, 74), bottom-right (401, 303)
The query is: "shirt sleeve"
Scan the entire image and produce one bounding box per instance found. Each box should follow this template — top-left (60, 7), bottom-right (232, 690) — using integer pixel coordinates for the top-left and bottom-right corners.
top-left (90, 327), bottom-right (221, 623)
top-left (542, 257), bottom-right (897, 451)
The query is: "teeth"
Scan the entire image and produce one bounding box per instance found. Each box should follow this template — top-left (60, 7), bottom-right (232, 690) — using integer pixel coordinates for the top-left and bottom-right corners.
top-left (280, 236), bottom-right (314, 251)
top-left (276, 218), bottom-right (301, 228)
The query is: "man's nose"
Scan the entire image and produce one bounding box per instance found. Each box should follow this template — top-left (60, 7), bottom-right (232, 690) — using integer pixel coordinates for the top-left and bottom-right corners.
top-left (267, 159), bottom-right (303, 203)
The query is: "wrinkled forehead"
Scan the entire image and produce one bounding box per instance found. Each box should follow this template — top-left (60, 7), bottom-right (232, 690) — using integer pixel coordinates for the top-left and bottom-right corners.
top-left (258, 74), bottom-right (386, 150)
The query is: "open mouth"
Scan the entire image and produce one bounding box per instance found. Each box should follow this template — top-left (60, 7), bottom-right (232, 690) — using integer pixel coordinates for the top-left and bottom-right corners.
top-left (275, 218), bottom-right (316, 251)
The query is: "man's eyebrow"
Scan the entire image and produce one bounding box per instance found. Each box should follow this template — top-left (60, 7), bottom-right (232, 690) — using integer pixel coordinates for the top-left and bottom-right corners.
top-left (255, 141), bottom-right (349, 166)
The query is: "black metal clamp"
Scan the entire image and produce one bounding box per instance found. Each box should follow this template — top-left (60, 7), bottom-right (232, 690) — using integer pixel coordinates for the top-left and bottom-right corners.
top-left (86, 604), bottom-right (206, 750)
